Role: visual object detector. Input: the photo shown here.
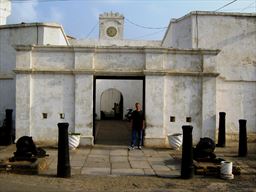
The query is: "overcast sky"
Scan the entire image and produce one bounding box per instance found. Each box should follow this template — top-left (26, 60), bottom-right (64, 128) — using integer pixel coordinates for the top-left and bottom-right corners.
top-left (7, 0), bottom-right (256, 40)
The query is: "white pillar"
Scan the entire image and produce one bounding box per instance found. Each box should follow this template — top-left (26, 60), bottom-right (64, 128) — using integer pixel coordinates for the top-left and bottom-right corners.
top-left (202, 77), bottom-right (217, 140)
top-left (145, 76), bottom-right (167, 147)
top-left (15, 50), bottom-right (32, 139)
top-left (0, 0), bottom-right (11, 25)
top-left (74, 75), bottom-right (94, 145)
top-left (74, 50), bottom-right (94, 145)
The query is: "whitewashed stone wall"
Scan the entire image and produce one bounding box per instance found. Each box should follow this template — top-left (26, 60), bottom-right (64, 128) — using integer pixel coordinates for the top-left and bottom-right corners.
top-left (144, 48), bottom-right (218, 147)
top-left (162, 15), bottom-right (192, 48)
top-left (0, 23), bottom-right (68, 127)
top-left (195, 13), bottom-right (256, 139)
top-left (31, 74), bottom-right (75, 142)
top-left (15, 45), bottom-right (218, 147)
top-left (162, 11), bottom-right (256, 140)
top-left (5, 11), bottom-right (254, 147)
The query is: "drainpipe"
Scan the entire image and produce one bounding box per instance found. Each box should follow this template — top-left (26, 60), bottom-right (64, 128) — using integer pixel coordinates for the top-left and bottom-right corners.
top-left (36, 24), bottom-right (39, 45)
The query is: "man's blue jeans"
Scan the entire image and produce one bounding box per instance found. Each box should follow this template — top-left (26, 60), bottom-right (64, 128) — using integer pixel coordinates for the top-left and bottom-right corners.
top-left (131, 128), bottom-right (143, 147)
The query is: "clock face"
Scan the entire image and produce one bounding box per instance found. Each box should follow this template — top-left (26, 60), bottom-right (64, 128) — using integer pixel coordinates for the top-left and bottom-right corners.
top-left (106, 26), bottom-right (117, 37)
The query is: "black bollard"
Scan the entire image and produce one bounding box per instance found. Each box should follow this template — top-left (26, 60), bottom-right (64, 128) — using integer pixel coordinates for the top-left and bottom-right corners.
top-left (181, 125), bottom-right (194, 179)
top-left (238, 119), bottom-right (247, 157)
top-left (57, 122), bottom-right (71, 178)
top-left (5, 109), bottom-right (13, 145)
top-left (217, 112), bottom-right (226, 147)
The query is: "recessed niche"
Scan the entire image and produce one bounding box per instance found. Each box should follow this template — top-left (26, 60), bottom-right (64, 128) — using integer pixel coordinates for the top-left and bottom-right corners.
top-left (60, 113), bottom-right (65, 119)
top-left (186, 117), bottom-right (192, 122)
top-left (170, 116), bottom-right (175, 122)
top-left (42, 113), bottom-right (48, 119)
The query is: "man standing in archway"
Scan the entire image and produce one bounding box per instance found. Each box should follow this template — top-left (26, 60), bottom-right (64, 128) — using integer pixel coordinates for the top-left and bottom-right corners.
top-left (128, 103), bottom-right (145, 150)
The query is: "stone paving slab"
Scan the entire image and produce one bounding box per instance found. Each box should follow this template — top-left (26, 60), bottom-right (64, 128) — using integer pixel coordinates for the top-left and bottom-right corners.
top-left (110, 156), bottom-right (128, 162)
top-left (87, 156), bottom-right (109, 163)
top-left (1, 143), bottom-right (256, 179)
top-left (167, 165), bottom-right (181, 170)
top-left (84, 161), bottom-right (111, 168)
top-left (90, 149), bottom-right (110, 155)
top-left (149, 161), bottom-right (166, 167)
top-left (111, 162), bottom-right (131, 169)
top-left (143, 168), bottom-right (155, 176)
top-left (81, 167), bottom-right (111, 175)
top-left (142, 149), bottom-right (159, 156)
top-left (128, 150), bottom-right (144, 156)
top-left (111, 168), bottom-right (144, 176)
top-left (128, 156), bottom-right (147, 161)
top-left (151, 165), bottom-right (171, 172)
top-left (130, 160), bottom-right (151, 169)
top-left (110, 149), bottom-right (128, 156)
top-left (71, 160), bottom-right (85, 167)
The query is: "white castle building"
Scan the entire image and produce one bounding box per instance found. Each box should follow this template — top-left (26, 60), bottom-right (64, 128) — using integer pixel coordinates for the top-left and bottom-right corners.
top-left (0, 2), bottom-right (255, 147)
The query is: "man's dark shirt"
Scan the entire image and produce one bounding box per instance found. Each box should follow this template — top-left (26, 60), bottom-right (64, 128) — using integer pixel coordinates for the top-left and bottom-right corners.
top-left (132, 110), bottom-right (145, 130)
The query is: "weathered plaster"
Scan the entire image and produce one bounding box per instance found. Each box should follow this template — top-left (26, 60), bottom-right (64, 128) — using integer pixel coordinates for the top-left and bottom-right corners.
top-left (75, 75), bottom-right (94, 145)
top-left (30, 74), bottom-right (74, 142)
top-left (162, 11), bottom-right (256, 141)
top-left (10, 11), bottom-right (256, 146)
top-left (94, 52), bottom-right (144, 70)
top-left (165, 76), bottom-right (202, 143)
top-left (14, 44), bottom-right (219, 146)
top-left (145, 76), bottom-right (166, 146)
top-left (15, 74), bottom-right (32, 139)
top-left (0, 23), bottom-right (68, 127)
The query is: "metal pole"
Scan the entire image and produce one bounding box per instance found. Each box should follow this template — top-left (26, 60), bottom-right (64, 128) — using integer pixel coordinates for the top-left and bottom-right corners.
top-left (57, 122), bottom-right (71, 178)
top-left (238, 119), bottom-right (247, 157)
top-left (181, 125), bottom-right (194, 179)
top-left (217, 112), bottom-right (226, 147)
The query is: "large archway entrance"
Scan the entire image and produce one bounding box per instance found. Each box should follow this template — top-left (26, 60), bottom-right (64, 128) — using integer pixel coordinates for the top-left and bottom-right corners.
top-left (93, 76), bottom-right (145, 145)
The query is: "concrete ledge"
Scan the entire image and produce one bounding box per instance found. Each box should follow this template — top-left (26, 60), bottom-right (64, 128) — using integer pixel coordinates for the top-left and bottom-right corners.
top-left (80, 136), bottom-right (94, 146)
top-left (144, 138), bottom-right (168, 148)
top-left (0, 158), bottom-right (49, 175)
top-left (225, 132), bottom-right (256, 142)
top-left (0, 73), bottom-right (15, 79)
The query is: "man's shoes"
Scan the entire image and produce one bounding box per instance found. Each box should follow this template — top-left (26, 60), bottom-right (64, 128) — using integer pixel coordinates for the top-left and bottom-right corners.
top-left (128, 145), bottom-right (142, 150)
top-left (128, 145), bottom-right (135, 151)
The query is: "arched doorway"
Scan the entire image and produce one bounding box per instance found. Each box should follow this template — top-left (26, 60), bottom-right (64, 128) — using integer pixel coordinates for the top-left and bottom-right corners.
top-left (100, 88), bottom-right (123, 120)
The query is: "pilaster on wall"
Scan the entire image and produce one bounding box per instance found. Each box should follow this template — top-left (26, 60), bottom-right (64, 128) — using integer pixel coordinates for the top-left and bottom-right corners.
top-left (15, 74), bottom-right (32, 139)
top-left (201, 53), bottom-right (218, 141)
top-left (74, 75), bottom-right (94, 145)
top-left (201, 77), bottom-right (217, 140)
top-left (15, 50), bottom-right (32, 140)
top-left (144, 76), bottom-right (166, 147)
top-left (74, 50), bottom-right (94, 145)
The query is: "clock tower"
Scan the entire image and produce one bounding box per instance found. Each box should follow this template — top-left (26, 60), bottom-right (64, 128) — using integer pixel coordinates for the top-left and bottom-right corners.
top-left (99, 12), bottom-right (124, 40)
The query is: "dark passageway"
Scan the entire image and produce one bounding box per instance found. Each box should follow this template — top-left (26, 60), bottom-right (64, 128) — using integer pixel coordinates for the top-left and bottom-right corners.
top-left (95, 120), bottom-right (132, 145)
